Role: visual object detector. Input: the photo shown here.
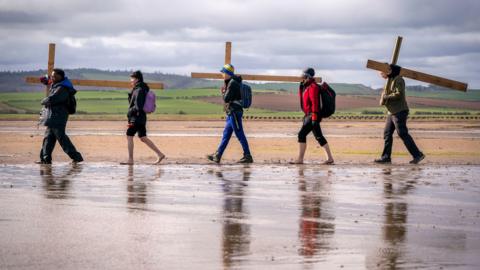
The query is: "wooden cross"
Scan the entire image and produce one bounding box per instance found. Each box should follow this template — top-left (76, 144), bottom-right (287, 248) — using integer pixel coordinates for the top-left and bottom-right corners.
top-left (191, 41), bottom-right (322, 83)
top-left (366, 36), bottom-right (468, 92)
top-left (25, 43), bottom-right (164, 96)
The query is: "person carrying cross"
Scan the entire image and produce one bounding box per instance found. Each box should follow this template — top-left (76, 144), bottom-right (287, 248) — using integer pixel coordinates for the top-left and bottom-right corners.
top-left (207, 64), bottom-right (253, 164)
top-left (36, 68), bottom-right (84, 164)
top-left (374, 64), bottom-right (425, 164)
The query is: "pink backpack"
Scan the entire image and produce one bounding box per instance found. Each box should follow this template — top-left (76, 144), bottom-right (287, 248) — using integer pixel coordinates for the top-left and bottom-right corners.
top-left (143, 90), bottom-right (156, 113)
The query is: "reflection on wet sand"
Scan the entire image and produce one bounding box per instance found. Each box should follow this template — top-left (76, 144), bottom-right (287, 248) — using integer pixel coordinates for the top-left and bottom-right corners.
top-left (210, 168), bottom-right (251, 269)
top-left (297, 167), bottom-right (335, 263)
top-left (367, 167), bottom-right (419, 269)
top-left (40, 164), bottom-right (83, 199)
top-left (126, 165), bottom-right (163, 211)
top-left (0, 164), bottom-right (478, 269)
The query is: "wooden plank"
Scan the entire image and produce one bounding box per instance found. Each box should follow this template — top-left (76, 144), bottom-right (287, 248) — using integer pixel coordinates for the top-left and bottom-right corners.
top-left (390, 36), bottom-right (403, 65)
top-left (191, 72), bottom-right (322, 83)
top-left (46, 43), bottom-right (55, 96)
top-left (366, 60), bottom-right (468, 92)
top-left (26, 77), bottom-right (164, 89)
top-left (225, 41), bottom-right (232, 65)
top-left (383, 36), bottom-right (403, 94)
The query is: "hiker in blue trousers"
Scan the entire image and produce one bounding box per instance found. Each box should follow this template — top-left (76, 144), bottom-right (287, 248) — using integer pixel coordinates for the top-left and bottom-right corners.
top-left (207, 64), bottom-right (253, 164)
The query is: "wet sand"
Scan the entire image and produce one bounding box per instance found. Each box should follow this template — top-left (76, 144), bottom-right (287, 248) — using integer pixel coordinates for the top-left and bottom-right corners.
top-left (0, 120), bottom-right (479, 165)
top-left (0, 164), bottom-right (479, 269)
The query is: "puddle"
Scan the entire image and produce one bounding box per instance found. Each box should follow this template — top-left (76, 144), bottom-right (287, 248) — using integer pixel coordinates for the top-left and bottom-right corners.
top-left (0, 164), bottom-right (479, 269)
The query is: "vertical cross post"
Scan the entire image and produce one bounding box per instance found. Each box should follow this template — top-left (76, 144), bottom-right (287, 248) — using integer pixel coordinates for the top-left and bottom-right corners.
top-left (225, 41), bottom-right (232, 65)
top-left (46, 43), bottom-right (56, 96)
top-left (383, 36), bottom-right (402, 91)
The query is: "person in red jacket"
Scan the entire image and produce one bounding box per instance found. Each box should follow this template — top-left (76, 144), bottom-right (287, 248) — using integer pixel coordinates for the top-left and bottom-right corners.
top-left (291, 68), bottom-right (334, 165)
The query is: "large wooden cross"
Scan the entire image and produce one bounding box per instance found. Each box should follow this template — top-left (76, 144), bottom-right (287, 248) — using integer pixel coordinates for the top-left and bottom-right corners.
top-left (191, 41), bottom-right (322, 83)
top-left (25, 43), bottom-right (164, 96)
top-left (366, 36), bottom-right (468, 92)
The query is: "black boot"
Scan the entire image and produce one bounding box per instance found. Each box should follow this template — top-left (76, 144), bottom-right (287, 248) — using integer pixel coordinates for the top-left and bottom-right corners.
top-left (238, 154), bottom-right (253, 164)
top-left (374, 157), bottom-right (391, 164)
top-left (207, 152), bottom-right (221, 164)
top-left (409, 153), bottom-right (425, 164)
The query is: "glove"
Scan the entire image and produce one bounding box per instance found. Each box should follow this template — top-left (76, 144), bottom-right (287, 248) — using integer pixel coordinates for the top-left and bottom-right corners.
top-left (39, 75), bottom-right (51, 86)
top-left (312, 120), bottom-right (320, 128)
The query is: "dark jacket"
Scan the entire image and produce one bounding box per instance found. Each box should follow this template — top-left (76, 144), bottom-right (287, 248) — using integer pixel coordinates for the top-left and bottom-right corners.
top-left (40, 77), bottom-right (76, 127)
top-left (127, 81), bottom-right (149, 125)
top-left (381, 76), bottom-right (409, 114)
top-left (222, 75), bottom-right (243, 114)
top-left (298, 78), bottom-right (320, 121)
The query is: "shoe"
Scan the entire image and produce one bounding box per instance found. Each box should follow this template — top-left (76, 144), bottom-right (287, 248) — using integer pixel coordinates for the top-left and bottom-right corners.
top-left (409, 153), bottom-right (425, 164)
top-left (374, 157), bottom-right (391, 164)
top-left (72, 156), bottom-right (84, 164)
top-left (207, 152), bottom-right (221, 164)
top-left (35, 160), bottom-right (51, 165)
top-left (238, 154), bottom-right (253, 164)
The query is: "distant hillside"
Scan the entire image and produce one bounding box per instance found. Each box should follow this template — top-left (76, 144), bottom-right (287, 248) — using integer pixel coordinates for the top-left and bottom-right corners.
top-left (0, 69), bottom-right (477, 100)
top-left (0, 69), bottom-right (220, 92)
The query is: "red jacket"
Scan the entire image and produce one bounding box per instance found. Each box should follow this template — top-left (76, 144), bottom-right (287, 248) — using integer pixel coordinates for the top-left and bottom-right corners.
top-left (298, 79), bottom-right (320, 121)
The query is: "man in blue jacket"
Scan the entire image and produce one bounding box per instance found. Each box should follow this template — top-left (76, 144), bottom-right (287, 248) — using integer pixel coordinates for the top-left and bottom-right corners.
top-left (36, 69), bottom-right (83, 164)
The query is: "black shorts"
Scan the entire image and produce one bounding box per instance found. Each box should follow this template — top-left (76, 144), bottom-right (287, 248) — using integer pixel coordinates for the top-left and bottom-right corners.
top-left (126, 123), bottom-right (147, 138)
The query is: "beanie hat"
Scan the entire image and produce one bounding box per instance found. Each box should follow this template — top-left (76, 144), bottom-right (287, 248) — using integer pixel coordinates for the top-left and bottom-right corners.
top-left (220, 64), bottom-right (235, 77)
top-left (303, 67), bottom-right (315, 78)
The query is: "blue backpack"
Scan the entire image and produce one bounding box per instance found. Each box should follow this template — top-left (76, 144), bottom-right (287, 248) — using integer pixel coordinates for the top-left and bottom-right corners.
top-left (239, 82), bottom-right (252, 109)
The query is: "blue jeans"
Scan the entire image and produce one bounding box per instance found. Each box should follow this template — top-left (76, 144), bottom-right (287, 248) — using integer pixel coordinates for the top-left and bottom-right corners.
top-left (217, 111), bottom-right (251, 156)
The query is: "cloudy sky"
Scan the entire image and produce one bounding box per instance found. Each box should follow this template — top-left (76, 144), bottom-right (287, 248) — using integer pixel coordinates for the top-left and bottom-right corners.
top-left (1, 0), bottom-right (479, 88)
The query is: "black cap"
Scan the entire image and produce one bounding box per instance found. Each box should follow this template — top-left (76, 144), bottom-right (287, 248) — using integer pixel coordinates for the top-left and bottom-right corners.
top-left (130, 70), bottom-right (144, 82)
top-left (303, 67), bottom-right (315, 78)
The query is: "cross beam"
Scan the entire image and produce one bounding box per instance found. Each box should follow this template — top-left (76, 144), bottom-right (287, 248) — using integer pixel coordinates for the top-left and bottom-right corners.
top-left (26, 43), bottom-right (164, 96)
top-left (191, 41), bottom-right (322, 83)
top-left (366, 36), bottom-right (468, 92)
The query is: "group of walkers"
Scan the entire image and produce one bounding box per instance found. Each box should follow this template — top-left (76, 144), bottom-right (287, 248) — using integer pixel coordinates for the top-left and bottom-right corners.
top-left (35, 64), bottom-right (425, 165)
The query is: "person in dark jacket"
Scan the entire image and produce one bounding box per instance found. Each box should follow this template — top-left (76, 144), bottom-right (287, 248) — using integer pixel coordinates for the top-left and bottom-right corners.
top-left (36, 68), bottom-right (83, 164)
top-left (375, 65), bottom-right (425, 164)
top-left (290, 68), bottom-right (334, 165)
top-left (207, 64), bottom-right (253, 164)
top-left (120, 70), bottom-right (165, 165)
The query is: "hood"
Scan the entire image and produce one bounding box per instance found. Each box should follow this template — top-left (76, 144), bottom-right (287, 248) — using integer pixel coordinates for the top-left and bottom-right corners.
top-left (227, 75), bottom-right (242, 84)
top-left (134, 81), bottom-right (150, 92)
top-left (54, 77), bottom-right (77, 95)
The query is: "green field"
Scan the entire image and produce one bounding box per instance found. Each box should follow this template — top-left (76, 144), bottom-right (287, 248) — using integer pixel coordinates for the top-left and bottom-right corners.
top-left (1, 88), bottom-right (479, 120)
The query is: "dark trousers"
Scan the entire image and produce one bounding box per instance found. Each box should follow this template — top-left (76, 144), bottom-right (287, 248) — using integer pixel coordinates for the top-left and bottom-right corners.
top-left (298, 115), bottom-right (328, 146)
top-left (381, 110), bottom-right (422, 159)
top-left (40, 126), bottom-right (83, 162)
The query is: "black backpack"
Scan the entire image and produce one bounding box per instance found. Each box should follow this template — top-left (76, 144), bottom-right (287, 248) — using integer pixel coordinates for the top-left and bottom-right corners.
top-left (66, 92), bottom-right (77, 115)
top-left (318, 83), bottom-right (336, 118)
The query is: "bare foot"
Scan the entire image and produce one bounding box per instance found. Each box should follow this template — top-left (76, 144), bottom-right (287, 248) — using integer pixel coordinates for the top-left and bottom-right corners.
top-left (321, 159), bottom-right (334, 165)
top-left (153, 154), bottom-right (165, 165)
top-left (120, 160), bottom-right (134, 165)
top-left (288, 160), bottom-right (304, 165)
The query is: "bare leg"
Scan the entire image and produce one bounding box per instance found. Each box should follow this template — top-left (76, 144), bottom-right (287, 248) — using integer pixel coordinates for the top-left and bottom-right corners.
top-left (322, 143), bottom-right (334, 164)
top-left (140, 136), bottom-right (165, 164)
top-left (290, 143), bottom-right (307, 164)
top-left (120, 136), bottom-right (135, 165)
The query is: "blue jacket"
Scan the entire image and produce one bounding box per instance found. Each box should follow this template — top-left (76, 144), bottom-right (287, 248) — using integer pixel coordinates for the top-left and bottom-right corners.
top-left (40, 77), bottom-right (76, 127)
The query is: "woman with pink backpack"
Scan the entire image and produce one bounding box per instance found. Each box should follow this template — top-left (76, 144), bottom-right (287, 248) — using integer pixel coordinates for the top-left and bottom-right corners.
top-left (120, 70), bottom-right (165, 165)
